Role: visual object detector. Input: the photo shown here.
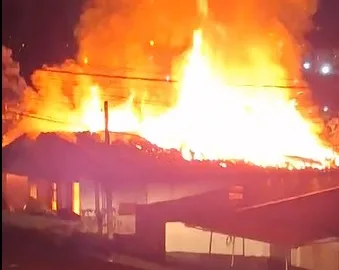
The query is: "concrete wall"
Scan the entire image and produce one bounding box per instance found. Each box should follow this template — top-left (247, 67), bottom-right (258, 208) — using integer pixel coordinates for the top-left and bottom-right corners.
top-left (78, 179), bottom-right (229, 210)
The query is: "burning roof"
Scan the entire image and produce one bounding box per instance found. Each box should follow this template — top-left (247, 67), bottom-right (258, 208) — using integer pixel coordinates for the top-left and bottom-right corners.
top-left (3, 132), bottom-right (338, 187)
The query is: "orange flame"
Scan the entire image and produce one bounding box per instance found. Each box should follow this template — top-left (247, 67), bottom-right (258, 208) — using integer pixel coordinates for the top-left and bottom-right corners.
top-left (3, 0), bottom-right (338, 169)
top-left (67, 29), bottom-right (336, 169)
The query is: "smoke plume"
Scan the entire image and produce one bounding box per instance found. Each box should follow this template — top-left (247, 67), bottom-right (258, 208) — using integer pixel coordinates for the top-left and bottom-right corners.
top-left (2, 46), bottom-right (27, 100)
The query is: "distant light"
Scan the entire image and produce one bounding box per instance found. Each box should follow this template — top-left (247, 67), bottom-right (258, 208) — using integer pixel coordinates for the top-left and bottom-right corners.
top-left (165, 75), bottom-right (171, 81)
top-left (303, 62), bottom-right (311, 70)
top-left (21, 43), bottom-right (25, 48)
top-left (149, 40), bottom-right (155, 47)
top-left (323, 106), bottom-right (329, 112)
top-left (83, 57), bottom-right (88, 65)
top-left (320, 64), bottom-right (331, 75)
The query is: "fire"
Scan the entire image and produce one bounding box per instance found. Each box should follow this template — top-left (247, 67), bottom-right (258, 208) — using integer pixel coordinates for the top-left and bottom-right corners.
top-left (69, 29), bottom-right (336, 169)
top-left (3, 0), bottom-right (338, 169)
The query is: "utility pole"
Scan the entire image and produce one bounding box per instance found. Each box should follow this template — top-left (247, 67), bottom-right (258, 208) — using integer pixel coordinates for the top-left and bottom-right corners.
top-left (104, 101), bottom-right (114, 239)
top-left (104, 101), bottom-right (110, 145)
top-left (95, 181), bottom-right (102, 235)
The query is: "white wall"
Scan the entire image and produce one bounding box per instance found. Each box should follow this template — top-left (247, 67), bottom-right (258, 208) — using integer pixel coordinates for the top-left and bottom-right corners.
top-left (79, 179), bottom-right (228, 210)
top-left (292, 243), bottom-right (339, 270)
top-left (79, 180), bottom-right (148, 211)
top-left (165, 222), bottom-right (269, 257)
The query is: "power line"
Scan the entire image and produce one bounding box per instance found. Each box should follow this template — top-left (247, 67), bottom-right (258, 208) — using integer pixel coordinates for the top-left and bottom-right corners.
top-left (7, 110), bottom-right (75, 126)
top-left (28, 93), bottom-right (173, 108)
top-left (17, 88), bottom-right (321, 119)
top-left (37, 68), bottom-right (309, 89)
top-left (26, 91), bottom-right (318, 116)
top-left (79, 63), bottom-right (172, 76)
top-left (38, 68), bottom-right (177, 83)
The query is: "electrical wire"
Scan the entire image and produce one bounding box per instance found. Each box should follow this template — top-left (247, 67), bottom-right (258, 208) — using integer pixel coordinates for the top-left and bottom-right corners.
top-left (4, 67), bottom-right (337, 145)
top-left (37, 68), bottom-right (309, 89)
top-left (37, 68), bottom-right (178, 83)
top-left (6, 110), bottom-right (78, 126)
top-left (27, 93), bottom-right (173, 109)
top-left (22, 93), bottom-right (323, 117)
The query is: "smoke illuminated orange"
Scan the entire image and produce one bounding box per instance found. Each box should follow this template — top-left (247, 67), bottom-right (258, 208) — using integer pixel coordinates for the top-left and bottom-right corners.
top-left (3, 0), bottom-right (338, 169)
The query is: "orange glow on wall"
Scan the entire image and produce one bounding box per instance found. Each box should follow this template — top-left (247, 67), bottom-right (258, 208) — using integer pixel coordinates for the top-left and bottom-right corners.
top-left (51, 182), bottom-right (57, 211)
top-left (72, 182), bottom-right (81, 215)
top-left (29, 183), bottom-right (38, 199)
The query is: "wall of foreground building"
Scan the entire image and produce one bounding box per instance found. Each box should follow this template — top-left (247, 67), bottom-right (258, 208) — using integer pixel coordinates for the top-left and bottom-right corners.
top-left (2, 173), bottom-right (339, 270)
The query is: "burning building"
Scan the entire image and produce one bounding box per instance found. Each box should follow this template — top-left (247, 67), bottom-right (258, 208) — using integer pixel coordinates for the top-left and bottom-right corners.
top-left (2, 130), bottom-right (339, 269)
top-left (3, 0), bottom-right (338, 169)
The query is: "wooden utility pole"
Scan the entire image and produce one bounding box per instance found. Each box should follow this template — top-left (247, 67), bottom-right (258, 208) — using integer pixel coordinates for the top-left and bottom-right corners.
top-left (104, 101), bottom-right (114, 239)
top-left (95, 182), bottom-right (102, 235)
top-left (104, 101), bottom-right (110, 145)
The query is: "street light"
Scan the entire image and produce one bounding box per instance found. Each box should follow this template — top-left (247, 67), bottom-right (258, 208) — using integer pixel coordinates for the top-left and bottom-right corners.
top-left (320, 64), bottom-right (332, 75)
top-left (303, 62), bottom-right (311, 70)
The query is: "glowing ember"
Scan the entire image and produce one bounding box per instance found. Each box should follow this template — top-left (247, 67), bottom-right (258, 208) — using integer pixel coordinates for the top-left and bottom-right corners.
top-left (3, 0), bottom-right (338, 169)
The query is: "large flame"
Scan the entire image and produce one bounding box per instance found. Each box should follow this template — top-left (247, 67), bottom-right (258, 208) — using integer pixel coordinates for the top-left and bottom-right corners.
top-left (3, 0), bottom-right (338, 169)
top-left (77, 29), bottom-right (336, 168)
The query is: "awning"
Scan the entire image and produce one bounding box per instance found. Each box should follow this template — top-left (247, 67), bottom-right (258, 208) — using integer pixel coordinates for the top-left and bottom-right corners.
top-left (139, 186), bottom-right (339, 247)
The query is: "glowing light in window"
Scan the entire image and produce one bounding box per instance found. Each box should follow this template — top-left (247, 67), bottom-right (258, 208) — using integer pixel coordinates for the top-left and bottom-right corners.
top-left (72, 182), bottom-right (81, 215)
top-left (51, 182), bottom-right (57, 211)
top-left (29, 183), bottom-right (38, 199)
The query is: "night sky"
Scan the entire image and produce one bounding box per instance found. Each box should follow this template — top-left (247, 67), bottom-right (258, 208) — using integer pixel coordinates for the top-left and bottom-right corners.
top-left (2, 0), bottom-right (339, 80)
